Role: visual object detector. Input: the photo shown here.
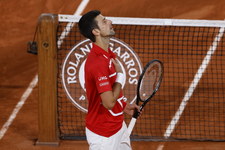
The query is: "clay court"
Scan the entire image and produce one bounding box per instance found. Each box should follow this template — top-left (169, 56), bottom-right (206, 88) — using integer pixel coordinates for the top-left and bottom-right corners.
top-left (1, 0), bottom-right (225, 149)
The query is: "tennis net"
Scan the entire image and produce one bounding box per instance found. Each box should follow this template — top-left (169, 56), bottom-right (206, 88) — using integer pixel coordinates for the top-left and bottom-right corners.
top-left (57, 14), bottom-right (225, 141)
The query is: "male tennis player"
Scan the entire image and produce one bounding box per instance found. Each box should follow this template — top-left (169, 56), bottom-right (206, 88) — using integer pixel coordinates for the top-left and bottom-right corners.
top-left (78, 10), bottom-right (140, 150)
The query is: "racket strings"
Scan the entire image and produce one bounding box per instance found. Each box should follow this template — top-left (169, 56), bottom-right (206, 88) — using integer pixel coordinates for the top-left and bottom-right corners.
top-left (139, 62), bottom-right (162, 101)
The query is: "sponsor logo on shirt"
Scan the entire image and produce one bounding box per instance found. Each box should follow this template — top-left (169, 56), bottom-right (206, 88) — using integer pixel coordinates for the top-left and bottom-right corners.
top-left (62, 38), bottom-right (142, 113)
top-left (98, 76), bottom-right (108, 81)
top-left (99, 82), bottom-right (109, 87)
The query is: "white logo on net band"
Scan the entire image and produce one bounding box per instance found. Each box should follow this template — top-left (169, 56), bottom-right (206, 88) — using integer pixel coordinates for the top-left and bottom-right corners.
top-left (62, 38), bottom-right (142, 113)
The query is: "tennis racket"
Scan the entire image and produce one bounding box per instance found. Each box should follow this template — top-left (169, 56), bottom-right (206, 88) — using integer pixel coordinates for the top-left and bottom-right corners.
top-left (127, 59), bottom-right (164, 136)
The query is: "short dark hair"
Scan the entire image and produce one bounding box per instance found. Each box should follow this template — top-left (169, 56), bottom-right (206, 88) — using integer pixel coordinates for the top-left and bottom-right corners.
top-left (78, 10), bottom-right (101, 42)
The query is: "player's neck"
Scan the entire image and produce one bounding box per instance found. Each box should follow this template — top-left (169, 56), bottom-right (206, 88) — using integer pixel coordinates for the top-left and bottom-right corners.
top-left (94, 37), bottom-right (110, 52)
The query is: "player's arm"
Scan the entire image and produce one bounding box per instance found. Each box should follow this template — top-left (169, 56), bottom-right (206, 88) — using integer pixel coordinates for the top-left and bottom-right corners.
top-left (100, 58), bottom-right (124, 110)
top-left (100, 83), bottom-right (122, 110)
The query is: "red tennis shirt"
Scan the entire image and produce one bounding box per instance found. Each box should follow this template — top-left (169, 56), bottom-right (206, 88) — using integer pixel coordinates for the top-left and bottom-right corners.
top-left (85, 43), bottom-right (127, 137)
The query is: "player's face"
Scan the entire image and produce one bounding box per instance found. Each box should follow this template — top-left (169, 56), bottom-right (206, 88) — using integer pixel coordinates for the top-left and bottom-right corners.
top-left (95, 14), bottom-right (115, 37)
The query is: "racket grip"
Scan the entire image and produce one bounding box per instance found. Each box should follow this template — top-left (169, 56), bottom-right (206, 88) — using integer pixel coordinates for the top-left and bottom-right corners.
top-left (132, 108), bottom-right (140, 119)
top-left (127, 117), bottom-right (137, 136)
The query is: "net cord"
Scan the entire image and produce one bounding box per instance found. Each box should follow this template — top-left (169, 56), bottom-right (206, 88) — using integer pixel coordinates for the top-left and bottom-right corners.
top-left (58, 14), bottom-right (225, 27)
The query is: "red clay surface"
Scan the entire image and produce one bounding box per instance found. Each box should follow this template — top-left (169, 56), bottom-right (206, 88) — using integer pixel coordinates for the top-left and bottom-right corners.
top-left (1, 0), bottom-right (225, 149)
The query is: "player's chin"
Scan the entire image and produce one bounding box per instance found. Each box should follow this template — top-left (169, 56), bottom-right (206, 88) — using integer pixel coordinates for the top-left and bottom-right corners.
top-left (110, 31), bottom-right (115, 36)
top-left (110, 29), bottom-right (115, 35)
top-left (103, 31), bottom-right (115, 38)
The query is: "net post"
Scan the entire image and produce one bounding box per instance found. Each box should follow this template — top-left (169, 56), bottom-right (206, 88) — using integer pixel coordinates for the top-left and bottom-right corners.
top-left (36, 13), bottom-right (59, 146)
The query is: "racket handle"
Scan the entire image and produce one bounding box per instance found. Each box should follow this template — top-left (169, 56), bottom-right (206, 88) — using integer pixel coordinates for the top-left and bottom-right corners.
top-left (132, 108), bottom-right (140, 119)
top-left (127, 117), bottom-right (137, 136)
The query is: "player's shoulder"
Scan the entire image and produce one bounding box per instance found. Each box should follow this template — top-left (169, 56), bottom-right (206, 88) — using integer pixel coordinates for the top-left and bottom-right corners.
top-left (87, 52), bottom-right (108, 66)
top-left (85, 55), bottom-right (107, 73)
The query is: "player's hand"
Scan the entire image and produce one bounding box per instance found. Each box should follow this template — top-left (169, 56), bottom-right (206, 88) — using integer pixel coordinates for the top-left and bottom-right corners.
top-left (124, 103), bottom-right (142, 117)
top-left (111, 58), bottom-right (123, 73)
